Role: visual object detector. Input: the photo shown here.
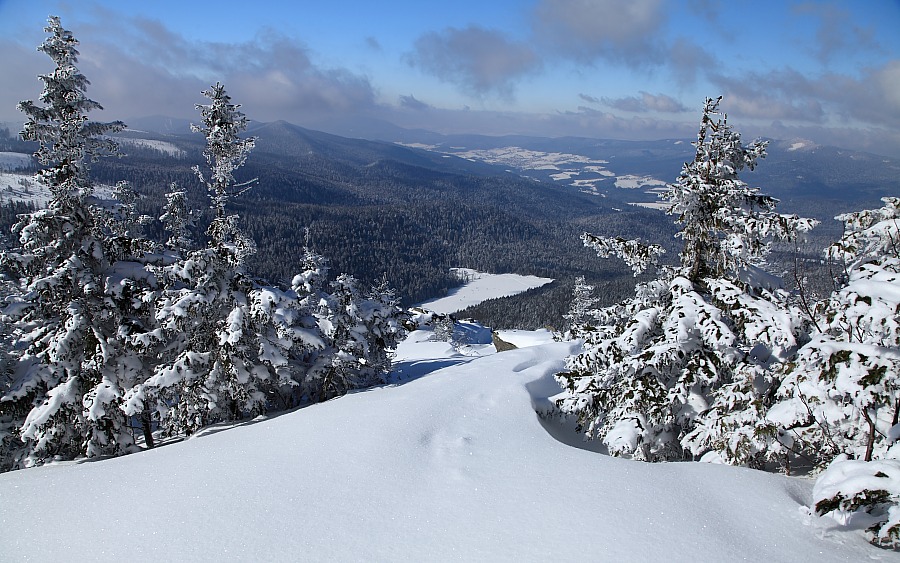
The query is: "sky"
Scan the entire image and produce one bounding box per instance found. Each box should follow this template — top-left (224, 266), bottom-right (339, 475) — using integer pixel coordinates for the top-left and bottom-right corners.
top-left (1, 0), bottom-right (899, 156)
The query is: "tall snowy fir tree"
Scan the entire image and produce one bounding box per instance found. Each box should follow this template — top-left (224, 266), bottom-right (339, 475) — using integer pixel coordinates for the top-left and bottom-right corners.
top-left (0, 16), bottom-right (158, 467)
top-left (159, 186), bottom-right (194, 252)
top-left (123, 83), bottom-right (272, 436)
top-left (558, 275), bottom-right (599, 339)
top-left (119, 84), bottom-right (390, 436)
top-left (556, 97), bottom-right (816, 464)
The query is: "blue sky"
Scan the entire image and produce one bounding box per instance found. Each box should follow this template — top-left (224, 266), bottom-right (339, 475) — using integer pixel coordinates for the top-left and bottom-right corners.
top-left (1, 0), bottom-right (899, 156)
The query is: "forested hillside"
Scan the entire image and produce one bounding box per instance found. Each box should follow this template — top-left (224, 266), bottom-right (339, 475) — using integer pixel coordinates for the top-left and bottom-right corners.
top-left (79, 122), bottom-right (676, 307)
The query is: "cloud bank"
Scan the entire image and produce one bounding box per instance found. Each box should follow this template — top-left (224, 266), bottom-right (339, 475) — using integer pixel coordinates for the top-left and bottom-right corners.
top-left (1, 4), bottom-right (897, 159)
top-left (408, 25), bottom-right (539, 98)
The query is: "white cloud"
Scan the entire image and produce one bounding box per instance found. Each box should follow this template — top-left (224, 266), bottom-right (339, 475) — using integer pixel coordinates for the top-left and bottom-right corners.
top-left (3, 14), bottom-right (379, 125)
top-left (408, 26), bottom-right (540, 98)
top-left (602, 92), bottom-right (688, 113)
top-left (532, 0), bottom-right (666, 65)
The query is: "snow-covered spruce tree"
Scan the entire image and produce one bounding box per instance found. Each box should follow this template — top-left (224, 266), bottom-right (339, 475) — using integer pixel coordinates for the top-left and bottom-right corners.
top-left (362, 276), bottom-right (408, 376)
top-left (0, 17), bottom-right (161, 468)
top-left (311, 273), bottom-right (407, 403)
top-left (558, 275), bottom-right (599, 340)
top-left (123, 84), bottom-right (270, 436)
top-left (123, 85), bottom-right (339, 436)
top-left (0, 273), bottom-right (25, 471)
top-left (556, 97), bottom-right (816, 464)
top-left (773, 197), bottom-right (900, 465)
top-left (159, 186), bottom-right (194, 251)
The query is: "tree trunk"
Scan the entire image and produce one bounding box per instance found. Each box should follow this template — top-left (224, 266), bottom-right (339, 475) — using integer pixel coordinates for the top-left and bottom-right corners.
top-left (892, 398), bottom-right (900, 428)
top-left (141, 410), bottom-right (155, 449)
top-left (863, 409), bottom-right (876, 462)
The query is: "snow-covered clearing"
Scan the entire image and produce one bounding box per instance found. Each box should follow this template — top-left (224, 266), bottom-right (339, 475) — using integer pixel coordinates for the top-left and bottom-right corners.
top-left (449, 146), bottom-right (607, 171)
top-left (0, 172), bottom-right (116, 206)
top-left (787, 139), bottom-right (816, 152)
top-left (0, 172), bottom-right (50, 206)
top-left (418, 268), bottom-right (553, 314)
top-left (0, 152), bottom-right (33, 171)
top-left (614, 174), bottom-right (668, 190)
top-left (0, 327), bottom-right (882, 561)
top-left (115, 137), bottom-right (186, 158)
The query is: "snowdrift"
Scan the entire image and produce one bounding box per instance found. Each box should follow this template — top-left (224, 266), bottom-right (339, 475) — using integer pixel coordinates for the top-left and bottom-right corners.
top-left (0, 332), bottom-right (880, 561)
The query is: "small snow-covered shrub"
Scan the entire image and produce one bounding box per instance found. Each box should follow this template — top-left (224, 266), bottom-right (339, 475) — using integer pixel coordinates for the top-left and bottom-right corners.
top-left (774, 198), bottom-right (900, 464)
top-left (814, 457), bottom-right (900, 549)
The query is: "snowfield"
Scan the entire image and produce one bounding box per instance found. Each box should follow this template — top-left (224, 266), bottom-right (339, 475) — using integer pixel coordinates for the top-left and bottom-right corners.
top-left (115, 137), bottom-right (186, 158)
top-left (418, 268), bottom-right (553, 314)
top-left (0, 152), bottom-right (33, 171)
top-left (0, 172), bottom-right (116, 207)
top-left (0, 172), bottom-right (52, 206)
top-left (0, 329), bottom-right (883, 561)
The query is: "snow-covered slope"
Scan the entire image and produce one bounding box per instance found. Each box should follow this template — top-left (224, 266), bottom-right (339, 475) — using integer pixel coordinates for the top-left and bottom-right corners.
top-left (0, 171), bottom-right (116, 207)
top-left (0, 330), bottom-right (880, 561)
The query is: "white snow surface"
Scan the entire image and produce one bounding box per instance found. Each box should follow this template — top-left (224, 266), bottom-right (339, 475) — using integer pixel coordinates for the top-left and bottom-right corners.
top-left (0, 329), bottom-right (882, 561)
top-left (0, 172), bottom-right (117, 207)
top-left (116, 137), bottom-right (186, 158)
top-left (0, 172), bottom-right (52, 206)
top-left (787, 139), bottom-right (817, 152)
top-left (418, 268), bottom-right (553, 314)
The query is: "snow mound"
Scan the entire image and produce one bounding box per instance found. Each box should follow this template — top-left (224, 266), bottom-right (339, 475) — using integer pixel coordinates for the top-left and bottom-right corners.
top-left (496, 328), bottom-right (554, 348)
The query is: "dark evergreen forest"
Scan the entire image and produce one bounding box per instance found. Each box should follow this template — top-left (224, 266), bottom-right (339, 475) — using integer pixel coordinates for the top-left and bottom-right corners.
top-left (3, 120), bottom-right (894, 329)
top-left (77, 123), bottom-right (678, 312)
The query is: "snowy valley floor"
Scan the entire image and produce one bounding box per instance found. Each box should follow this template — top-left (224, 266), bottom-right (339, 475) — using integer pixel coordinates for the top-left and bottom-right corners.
top-left (0, 329), bottom-right (892, 562)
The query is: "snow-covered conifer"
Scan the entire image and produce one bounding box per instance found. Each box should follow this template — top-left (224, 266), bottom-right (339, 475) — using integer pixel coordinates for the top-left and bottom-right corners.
top-left (361, 277), bottom-right (408, 376)
top-left (0, 17), bottom-right (156, 467)
top-left (312, 274), bottom-right (406, 402)
top-left (559, 275), bottom-right (599, 339)
top-left (317, 275), bottom-right (372, 401)
top-left (556, 97), bottom-right (816, 464)
top-left (124, 84), bottom-right (265, 436)
top-left (159, 185), bottom-right (194, 251)
top-left (773, 197), bottom-right (900, 464)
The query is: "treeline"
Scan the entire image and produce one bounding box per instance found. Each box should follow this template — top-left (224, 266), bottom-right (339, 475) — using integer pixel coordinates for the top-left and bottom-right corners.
top-left (556, 98), bottom-right (900, 549)
top-left (0, 18), bottom-right (406, 472)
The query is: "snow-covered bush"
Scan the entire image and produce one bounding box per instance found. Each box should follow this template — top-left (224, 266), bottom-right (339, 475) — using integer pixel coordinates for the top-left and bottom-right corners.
top-left (774, 198), bottom-right (900, 464)
top-left (315, 275), bottom-right (407, 401)
top-left (556, 97), bottom-right (816, 464)
top-left (814, 457), bottom-right (900, 549)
